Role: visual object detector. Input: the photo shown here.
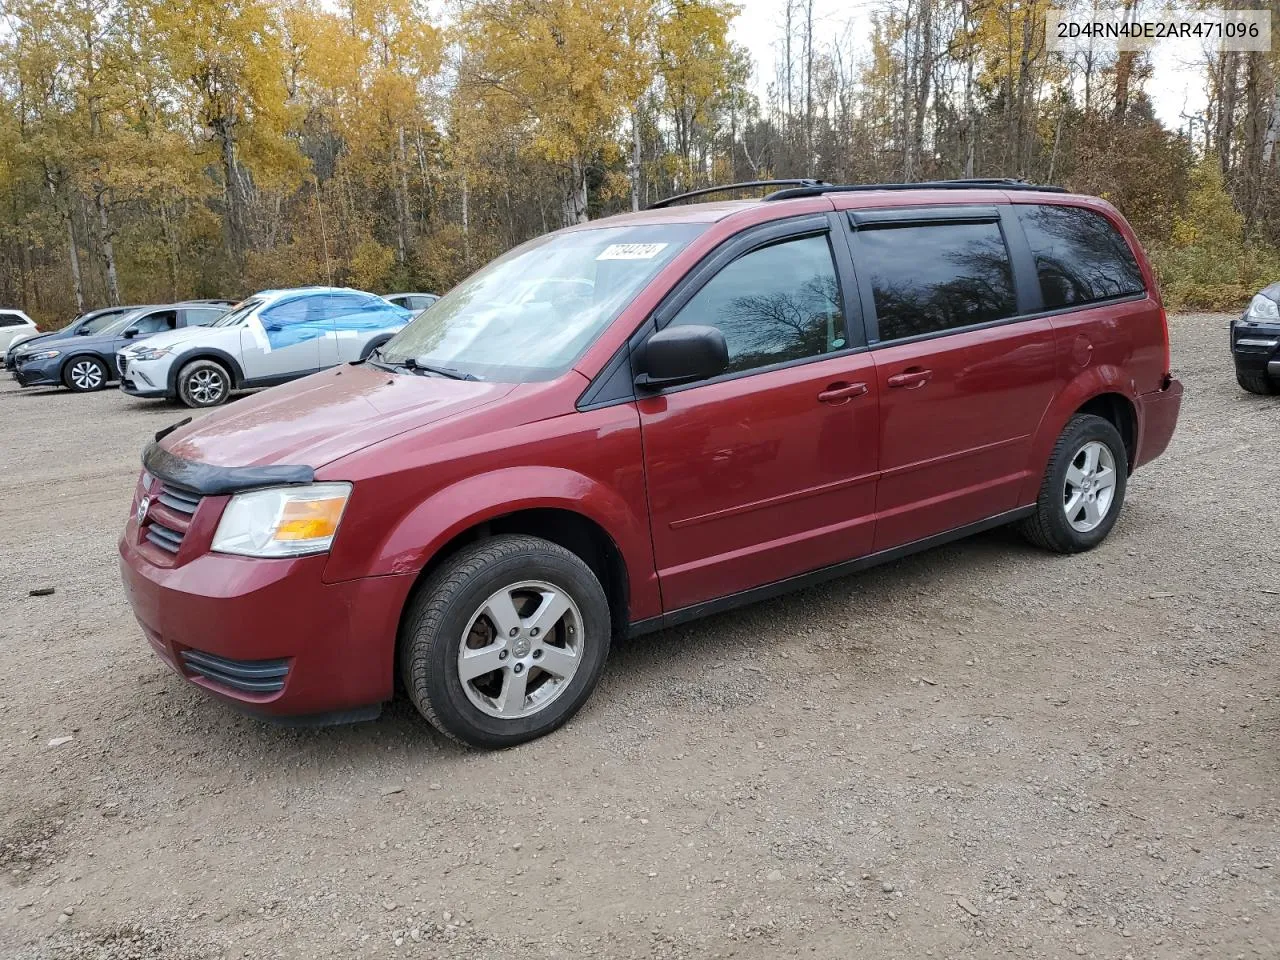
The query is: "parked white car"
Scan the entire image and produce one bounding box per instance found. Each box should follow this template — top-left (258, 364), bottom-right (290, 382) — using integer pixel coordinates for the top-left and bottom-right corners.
top-left (118, 287), bottom-right (412, 407)
top-left (0, 309), bottom-right (39, 355)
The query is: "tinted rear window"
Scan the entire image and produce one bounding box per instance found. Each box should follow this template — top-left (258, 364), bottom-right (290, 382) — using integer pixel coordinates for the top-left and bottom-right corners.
top-left (1017, 204), bottom-right (1145, 310)
top-left (859, 221), bottom-right (1017, 341)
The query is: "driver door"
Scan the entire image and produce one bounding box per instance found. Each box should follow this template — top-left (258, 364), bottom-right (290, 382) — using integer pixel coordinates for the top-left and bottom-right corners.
top-left (239, 296), bottom-right (323, 383)
top-left (636, 217), bottom-right (880, 612)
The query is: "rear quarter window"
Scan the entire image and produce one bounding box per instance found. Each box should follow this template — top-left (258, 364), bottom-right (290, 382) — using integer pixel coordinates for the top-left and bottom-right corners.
top-left (1016, 205), bottom-right (1145, 310)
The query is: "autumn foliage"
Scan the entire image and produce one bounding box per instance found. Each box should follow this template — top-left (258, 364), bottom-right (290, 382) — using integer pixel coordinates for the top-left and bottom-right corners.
top-left (0, 0), bottom-right (1275, 323)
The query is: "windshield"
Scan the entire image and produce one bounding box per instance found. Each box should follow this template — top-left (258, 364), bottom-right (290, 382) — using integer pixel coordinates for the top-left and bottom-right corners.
top-left (81, 311), bottom-right (124, 335)
top-left (98, 309), bottom-right (149, 336)
top-left (211, 298), bottom-right (263, 327)
top-left (380, 223), bottom-right (704, 380)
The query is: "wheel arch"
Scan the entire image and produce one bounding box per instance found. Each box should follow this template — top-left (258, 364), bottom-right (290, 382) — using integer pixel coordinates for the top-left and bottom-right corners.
top-left (1019, 366), bottom-right (1140, 505)
top-left (360, 334), bottom-right (395, 360)
top-left (166, 349), bottom-right (245, 395)
top-left (59, 351), bottom-right (111, 385)
top-left (402, 508), bottom-right (631, 641)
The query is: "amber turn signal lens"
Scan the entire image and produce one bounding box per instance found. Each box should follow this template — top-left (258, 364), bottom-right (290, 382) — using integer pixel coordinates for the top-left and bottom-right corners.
top-left (274, 497), bottom-right (347, 541)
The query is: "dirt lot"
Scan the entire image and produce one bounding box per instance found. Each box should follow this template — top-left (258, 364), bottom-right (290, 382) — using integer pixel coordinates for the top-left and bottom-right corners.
top-left (1, 312), bottom-right (1277, 960)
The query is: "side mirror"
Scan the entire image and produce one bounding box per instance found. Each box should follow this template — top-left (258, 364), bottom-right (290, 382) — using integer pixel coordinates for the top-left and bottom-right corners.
top-left (75, 326), bottom-right (91, 335)
top-left (263, 321), bottom-right (282, 333)
top-left (635, 324), bottom-right (728, 390)
top-left (122, 327), bottom-right (140, 339)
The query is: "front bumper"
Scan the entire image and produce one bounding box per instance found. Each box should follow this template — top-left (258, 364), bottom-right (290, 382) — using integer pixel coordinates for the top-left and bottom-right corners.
top-left (118, 353), bottom-right (172, 398)
top-left (11, 356), bottom-right (62, 387)
top-left (119, 507), bottom-right (413, 721)
top-left (1230, 317), bottom-right (1280, 376)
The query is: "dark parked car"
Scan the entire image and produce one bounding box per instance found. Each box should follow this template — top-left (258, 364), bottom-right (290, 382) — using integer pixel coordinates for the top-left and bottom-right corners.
top-left (4, 305), bottom-right (136, 370)
top-left (120, 178), bottom-right (1182, 748)
top-left (11, 302), bottom-right (228, 392)
top-left (1231, 285), bottom-right (1280, 394)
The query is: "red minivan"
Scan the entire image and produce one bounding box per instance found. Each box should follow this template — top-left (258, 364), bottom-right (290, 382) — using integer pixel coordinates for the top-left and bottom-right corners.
top-left (120, 179), bottom-right (1183, 747)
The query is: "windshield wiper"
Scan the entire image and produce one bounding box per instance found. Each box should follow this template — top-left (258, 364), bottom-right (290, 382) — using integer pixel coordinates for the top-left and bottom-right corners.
top-left (398, 356), bottom-right (480, 381)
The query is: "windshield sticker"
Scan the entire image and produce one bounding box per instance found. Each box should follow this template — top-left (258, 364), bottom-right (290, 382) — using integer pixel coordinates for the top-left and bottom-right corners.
top-left (596, 242), bottom-right (669, 261)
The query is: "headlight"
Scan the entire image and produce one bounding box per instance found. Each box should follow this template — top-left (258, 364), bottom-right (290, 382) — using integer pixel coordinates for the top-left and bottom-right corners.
top-left (130, 346), bottom-right (172, 361)
top-left (211, 483), bottom-right (352, 558)
top-left (27, 349), bottom-right (60, 361)
top-left (1245, 294), bottom-right (1280, 322)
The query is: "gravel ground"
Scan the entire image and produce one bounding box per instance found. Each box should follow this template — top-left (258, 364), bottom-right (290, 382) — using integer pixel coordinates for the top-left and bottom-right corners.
top-left (1, 312), bottom-right (1277, 960)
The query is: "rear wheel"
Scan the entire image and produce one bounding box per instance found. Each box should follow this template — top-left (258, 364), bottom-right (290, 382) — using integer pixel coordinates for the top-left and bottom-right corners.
top-left (63, 356), bottom-right (108, 392)
top-left (399, 535), bottom-right (611, 748)
top-left (1020, 414), bottom-right (1128, 554)
top-left (177, 359), bottom-right (231, 408)
top-left (1236, 369), bottom-right (1277, 395)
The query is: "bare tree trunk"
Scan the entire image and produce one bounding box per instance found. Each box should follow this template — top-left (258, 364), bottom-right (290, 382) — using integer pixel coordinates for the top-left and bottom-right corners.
top-left (159, 201), bottom-right (179, 300)
top-left (804, 0), bottom-right (814, 175)
top-left (1262, 74), bottom-right (1280, 169)
top-left (94, 189), bottom-right (120, 305)
top-left (561, 157), bottom-right (588, 226)
top-left (461, 173), bottom-right (471, 264)
top-left (395, 125), bottom-right (410, 264)
top-left (630, 106), bottom-right (642, 212)
top-left (912, 0), bottom-right (933, 180)
top-left (962, 0), bottom-right (976, 177)
top-left (45, 173), bottom-right (84, 311)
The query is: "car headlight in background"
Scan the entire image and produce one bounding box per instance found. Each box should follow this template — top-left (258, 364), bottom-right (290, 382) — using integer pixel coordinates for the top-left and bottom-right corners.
top-left (211, 483), bottom-right (352, 558)
top-left (1243, 294), bottom-right (1280, 323)
top-left (129, 346), bottom-right (172, 361)
top-left (25, 349), bottom-right (60, 361)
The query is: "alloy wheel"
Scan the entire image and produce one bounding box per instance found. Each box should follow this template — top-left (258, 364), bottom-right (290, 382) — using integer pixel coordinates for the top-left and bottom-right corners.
top-left (70, 360), bottom-right (103, 390)
top-left (1063, 440), bottom-right (1117, 533)
top-left (456, 580), bottom-right (583, 720)
top-left (188, 368), bottom-right (226, 405)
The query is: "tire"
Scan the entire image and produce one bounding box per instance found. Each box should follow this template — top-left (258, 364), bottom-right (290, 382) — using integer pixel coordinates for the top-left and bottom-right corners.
top-left (177, 359), bottom-right (232, 408)
top-left (1236, 369), bottom-right (1277, 395)
top-left (399, 534), bottom-right (611, 748)
top-left (1020, 413), bottom-right (1129, 554)
top-left (62, 356), bottom-right (108, 392)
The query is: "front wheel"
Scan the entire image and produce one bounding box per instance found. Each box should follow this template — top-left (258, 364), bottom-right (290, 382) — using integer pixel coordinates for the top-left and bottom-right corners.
top-left (176, 359), bottom-right (231, 408)
top-left (399, 535), bottom-right (611, 748)
top-left (1020, 413), bottom-right (1128, 554)
top-left (63, 356), bottom-right (108, 392)
top-left (1236, 369), bottom-right (1277, 395)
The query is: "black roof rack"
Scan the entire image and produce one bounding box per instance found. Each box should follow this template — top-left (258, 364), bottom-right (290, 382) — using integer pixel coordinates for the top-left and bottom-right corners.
top-left (646, 177), bottom-right (1067, 209)
top-left (646, 179), bottom-right (830, 209)
top-left (764, 178), bottom-right (1067, 201)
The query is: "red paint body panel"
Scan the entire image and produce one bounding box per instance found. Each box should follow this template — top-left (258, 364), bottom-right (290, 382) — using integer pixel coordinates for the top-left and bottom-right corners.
top-left (638, 352), bottom-right (879, 611)
top-left (118, 188), bottom-right (1184, 720)
top-left (870, 319), bottom-right (1060, 550)
top-left (119, 535), bottom-right (410, 714)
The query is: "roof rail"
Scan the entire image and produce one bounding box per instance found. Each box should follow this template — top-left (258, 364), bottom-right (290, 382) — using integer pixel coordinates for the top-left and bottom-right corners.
top-left (765, 178), bottom-right (1068, 201)
top-left (646, 179), bottom-right (830, 209)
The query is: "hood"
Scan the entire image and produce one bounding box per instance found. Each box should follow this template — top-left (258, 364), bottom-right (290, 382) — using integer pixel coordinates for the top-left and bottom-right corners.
top-left (163, 362), bottom-right (517, 469)
top-left (8, 330), bottom-right (57, 354)
top-left (123, 325), bottom-right (233, 352)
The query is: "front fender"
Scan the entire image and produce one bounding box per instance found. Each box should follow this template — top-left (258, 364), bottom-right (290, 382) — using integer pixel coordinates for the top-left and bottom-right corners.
top-left (1017, 364), bottom-right (1138, 505)
top-left (324, 465), bottom-right (661, 621)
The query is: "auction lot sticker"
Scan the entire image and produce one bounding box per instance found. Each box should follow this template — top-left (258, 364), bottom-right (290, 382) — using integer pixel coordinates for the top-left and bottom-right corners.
top-left (597, 243), bottom-right (670, 260)
top-left (1047, 7), bottom-right (1270, 53)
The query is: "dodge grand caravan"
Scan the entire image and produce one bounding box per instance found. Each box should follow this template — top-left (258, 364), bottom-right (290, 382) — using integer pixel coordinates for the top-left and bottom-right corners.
top-left (119, 178), bottom-right (1183, 748)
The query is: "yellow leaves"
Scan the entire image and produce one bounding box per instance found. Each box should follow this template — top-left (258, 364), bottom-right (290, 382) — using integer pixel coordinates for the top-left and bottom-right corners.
top-left (350, 237), bottom-right (395, 289)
